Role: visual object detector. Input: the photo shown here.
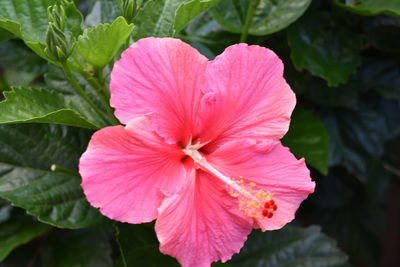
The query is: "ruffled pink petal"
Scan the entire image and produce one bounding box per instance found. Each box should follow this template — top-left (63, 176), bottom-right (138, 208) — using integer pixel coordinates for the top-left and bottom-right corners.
top-left (208, 140), bottom-right (315, 231)
top-left (199, 44), bottom-right (295, 151)
top-left (110, 37), bottom-right (208, 144)
top-left (79, 115), bottom-right (186, 223)
top-left (155, 169), bottom-right (253, 267)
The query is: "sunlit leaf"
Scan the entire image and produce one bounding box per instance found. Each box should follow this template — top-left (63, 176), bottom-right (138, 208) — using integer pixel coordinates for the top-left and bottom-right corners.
top-left (133, 0), bottom-right (186, 39)
top-left (0, 0), bottom-right (83, 60)
top-left (335, 0), bottom-right (400, 16)
top-left (211, 0), bottom-right (311, 35)
top-left (0, 87), bottom-right (104, 129)
top-left (174, 0), bottom-right (221, 34)
top-left (75, 17), bottom-right (133, 69)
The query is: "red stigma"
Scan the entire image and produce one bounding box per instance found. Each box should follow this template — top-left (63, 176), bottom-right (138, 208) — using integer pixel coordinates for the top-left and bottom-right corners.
top-left (262, 199), bottom-right (278, 218)
top-left (262, 209), bottom-right (269, 217)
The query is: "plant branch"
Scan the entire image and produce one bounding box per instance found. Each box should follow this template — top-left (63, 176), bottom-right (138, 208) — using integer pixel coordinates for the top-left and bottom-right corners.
top-left (240, 0), bottom-right (260, 43)
top-left (95, 67), bottom-right (110, 99)
top-left (61, 62), bottom-right (109, 124)
top-left (51, 164), bottom-right (80, 177)
top-left (80, 70), bottom-right (119, 125)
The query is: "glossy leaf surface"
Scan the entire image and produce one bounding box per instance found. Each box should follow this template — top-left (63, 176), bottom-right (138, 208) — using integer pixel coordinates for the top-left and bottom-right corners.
top-left (0, 124), bottom-right (103, 228)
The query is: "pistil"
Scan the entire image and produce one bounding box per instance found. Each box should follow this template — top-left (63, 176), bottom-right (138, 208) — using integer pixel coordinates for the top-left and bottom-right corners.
top-left (183, 145), bottom-right (278, 219)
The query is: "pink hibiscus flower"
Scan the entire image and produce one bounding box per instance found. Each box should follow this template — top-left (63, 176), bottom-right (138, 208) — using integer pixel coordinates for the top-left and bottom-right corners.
top-left (79, 37), bottom-right (315, 267)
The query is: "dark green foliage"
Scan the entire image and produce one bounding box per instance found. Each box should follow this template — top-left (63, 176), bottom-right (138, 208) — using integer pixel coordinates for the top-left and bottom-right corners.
top-left (287, 5), bottom-right (362, 86)
top-left (116, 223), bottom-right (180, 267)
top-left (282, 107), bottom-right (330, 174)
top-left (226, 225), bottom-right (348, 267)
top-left (0, 124), bottom-right (104, 228)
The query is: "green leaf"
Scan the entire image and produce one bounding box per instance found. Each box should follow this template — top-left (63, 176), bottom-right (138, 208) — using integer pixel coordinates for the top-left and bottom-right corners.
top-left (287, 8), bottom-right (362, 87)
top-left (0, 216), bottom-right (50, 261)
top-left (364, 16), bottom-right (400, 54)
top-left (323, 97), bottom-right (400, 179)
top-left (335, 0), bottom-right (400, 16)
top-left (0, 0), bottom-right (52, 58)
top-left (0, 76), bottom-right (8, 91)
top-left (230, 225), bottom-right (348, 266)
top-left (174, 0), bottom-right (222, 34)
top-left (0, 40), bottom-right (47, 87)
top-left (116, 223), bottom-right (179, 267)
top-left (352, 59), bottom-right (400, 102)
top-left (40, 229), bottom-right (112, 267)
top-left (0, 0), bottom-right (83, 60)
top-left (211, 0), bottom-right (311, 36)
top-left (0, 28), bottom-right (12, 42)
top-left (0, 203), bottom-right (12, 223)
top-left (0, 124), bottom-right (104, 228)
top-left (282, 108), bottom-right (330, 175)
top-left (44, 64), bottom-right (77, 94)
top-left (0, 40), bottom-right (46, 74)
top-left (133, 0), bottom-right (186, 39)
top-left (0, 0), bottom-right (52, 43)
top-left (309, 171), bottom-right (383, 263)
top-left (75, 17), bottom-right (134, 69)
top-left (183, 12), bottom-right (240, 58)
top-left (287, 71), bottom-right (362, 109)
top-left (44, 64), bottom-right (99, 97)
top-left (85, 0), bottom-right (120, 27)
top-left (63, 0), bottom-right (84, 38)
top-left (293, 58), bottom-right (400, 108)
top-left (0, 87), bottom-right (104, 129)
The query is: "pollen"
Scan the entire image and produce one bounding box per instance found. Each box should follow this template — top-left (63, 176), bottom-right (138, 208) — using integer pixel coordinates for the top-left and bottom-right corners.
top-left (181, 147), bottom-right (279, 220)
top-left (227, 178), bottom-right (278, 219)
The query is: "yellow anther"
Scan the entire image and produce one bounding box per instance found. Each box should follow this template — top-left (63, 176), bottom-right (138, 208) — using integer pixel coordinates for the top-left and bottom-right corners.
top-left (225, 177), bottom-right (276, 219)
top-left (181, 147), bottom-right (278, 220)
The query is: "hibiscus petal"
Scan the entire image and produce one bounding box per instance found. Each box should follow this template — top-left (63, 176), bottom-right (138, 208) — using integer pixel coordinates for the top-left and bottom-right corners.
top-left (200, 44), bottom-right (295, 151)
top-left (155, 169), bottom-right (253, 267)
top-left (110, 37), bottom-right (208, 144)
top-left (79, 115), bottom-right (186, 223)
top-left (208, 140), bottom-right (315, 231)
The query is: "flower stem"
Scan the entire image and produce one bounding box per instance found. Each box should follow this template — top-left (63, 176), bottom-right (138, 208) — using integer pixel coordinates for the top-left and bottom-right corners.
top-left (95, 67), bottom-right (110, 99)
top-left (80, 70), bottom-right (119, 125)
top-left (61, 62), bottom-right (109, 125)
top-left (51, 164), bottom-right (80, 177)
top-left (239, 0), bottom-right (260, 43)
top-left (124, 36), bottom-right (131, 51)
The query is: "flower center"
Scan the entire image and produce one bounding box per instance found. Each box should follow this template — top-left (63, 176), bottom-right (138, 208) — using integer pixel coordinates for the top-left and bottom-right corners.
top-left (183, 145), bottom-right (278, 219)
